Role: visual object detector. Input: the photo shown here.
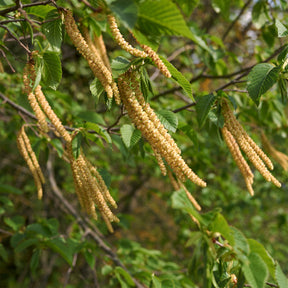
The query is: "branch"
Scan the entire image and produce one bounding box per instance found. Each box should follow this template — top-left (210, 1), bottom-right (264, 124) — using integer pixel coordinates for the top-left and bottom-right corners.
top-left (0, 0), bottom-right (54, 16)
top-left (46, 155), bottom-right (146, 288)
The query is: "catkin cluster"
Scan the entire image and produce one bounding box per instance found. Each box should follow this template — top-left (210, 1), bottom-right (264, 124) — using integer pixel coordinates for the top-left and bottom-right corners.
top-left (63, 10), bottom-right (120, 103)
top-left (118, 70), bottom-right (206, 187)
top-left (66, 142), bottom-right (119, 232)
top-left (17, 126), bottom-right (45, 200)
top-left (261, 133), bottom-right (288, 171)
top-left (221, 100), bottom-right (281, 195)
top-left (107, 15), bottom-right (171, 78)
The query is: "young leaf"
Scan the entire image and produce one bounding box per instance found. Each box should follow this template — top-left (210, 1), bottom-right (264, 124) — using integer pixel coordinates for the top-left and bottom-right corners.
top-left (84, 122), bottom-right (112, 144)
top-left (156, 110), bottom-right (178, 133)
top-left (114, 266), bottom-right (135, 286)
top-left (140, 67), bottom-right (154, 100)
top-left (109, 0), bottom-right (138, 29)
top-left (230, 227), bottom-right (250, 256)
top-left (42, 51), bottom-right (62, 90)
top-left (90, 78), bottom-right (105, 104)
top-left (111, 56), bottom-right (131, 77)
top-left (159, 56), bottom-right (193, 100)
top-left (151, 274), bottom-right (162, 288)
top-left (195, 93), bottom-right (217, 128)
top-left (275, 19), bottom-right (288, 38)
top-left (247, 239), bottom-right (275, 278)
top-left (275, 263), bottom-right (288, 288)
top-left (25, 6), bottom-right (56, 19)
top-left (247, 63), bottom-right (280, 105)
top-left (120, 124), bottom-right (141, 148)
top-left (242, 253), bottom-right (269, 288)
top-left (42, 10), bottom-right (63, 52)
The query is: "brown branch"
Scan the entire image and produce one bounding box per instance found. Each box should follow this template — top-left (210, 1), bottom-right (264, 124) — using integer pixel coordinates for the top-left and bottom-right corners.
top-left (46, 155), bottom-right (146, 288)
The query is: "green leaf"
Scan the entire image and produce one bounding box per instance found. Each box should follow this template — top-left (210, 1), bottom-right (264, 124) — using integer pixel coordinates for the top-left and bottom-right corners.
top-left (195, 93), bottom-right (217, 128)
top-left (111, 56), bottom-right (131, 77)
top-left (84, 122), bottom-right (112, 144)
top-left (140, 67), bottom-right (154, 100)
top-left (242, 253), bottom-right (268, 288)
top-left (30, 249), bottom-right (40, 273)
top-left (77, 111), bottom-right (106, 125)
top-left (109, 0), bottom-right (138, 29)
top-left (120, 124), bottom-right (142, 148)
top-left (252, 2), bottom-right (269, 29)
top-left (115, 266), bottom-right (135, 287)
top-left (89, 78), bottom-right (105, 104)
top-left (155, 110), bottom-right (178, 133)
top-left (152, 274), bottom-right (162, 288)
top-left (42, 10), bottom-right (63, 52)
top-left (84, 249), bottom-right (95, 269)
top-left (275, 19), bottom-right (288, 38)
top-left (25, 6), bottom-right (56, 19)
top-left (4, 216), bottom-right (25, 231)
top-left (50, 138), bottom-right (64, 158)
top-left (209, 213), bottom-right (234, 246)
top-left (176, 0), bottom-right (199, 16)
top-left (159, 56), bottom-right (193, 100)
top-left (247, 63), bottom-right (280, 105)
top-left (137, 0), bottom-right (197, 40)
top-left (247, 239), bottom-right (275, 278)
top-left (0, 243), bottom-right (8, 262)
top-left (230, 227), bottom-right (250, 256)
top-left (15, 238), bottom-right (39, 253)
top-left (71, 132), bottom-right (82, 159)
top-left (98, 168), bottom-right (112, 188)
top-left (275, 263), bottom-right (288, 288)
top-left (42, 51), bottom-right (62, 90)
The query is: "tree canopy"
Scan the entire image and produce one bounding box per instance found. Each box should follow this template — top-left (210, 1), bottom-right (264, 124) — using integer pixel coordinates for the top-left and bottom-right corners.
top-left (0, 0), bottom-right (288, 287)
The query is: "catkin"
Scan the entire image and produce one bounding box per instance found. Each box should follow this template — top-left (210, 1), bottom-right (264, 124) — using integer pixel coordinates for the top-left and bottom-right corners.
top-left (221, 99), bottom-right (281, 193)
top-left (17, 126), bottom-right (45, 199)
top-left (107, 15), bottom-right (147, 58)
top-left (118, 71), bottom-right (206, 187)
top-left (63, 10), bottom-right (117, 99)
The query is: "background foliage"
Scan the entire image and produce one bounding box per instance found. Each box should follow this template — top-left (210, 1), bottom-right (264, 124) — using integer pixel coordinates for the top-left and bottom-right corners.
top-left (0, 0), bottom-right (288, 287)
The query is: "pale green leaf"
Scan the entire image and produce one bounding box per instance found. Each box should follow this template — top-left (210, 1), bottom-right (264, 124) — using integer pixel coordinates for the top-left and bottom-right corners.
top-left (247, 63), bottom-right (280, 105)
top-left (4, 216), bottom-right (25, 231)
top-left (275, 263), bottom-right (288, 288)
top-left (230, 227), bottom-right (250, 255)
top-left (120, 124), bottom-right (141, 148)
top-left (25, 6), bottom-right (56, 19)
top-left (275, 19), bottom-right (288, 38)
top-left (195, 94), bottom-right (217, 128)
top-left (111, 56), bottom-right (131, 77)
top-left (89, 78), bottom-right (105, 104)
top-left (115, 266), bottom-right (135, 286)
top-left (42, 51), bottom-right (62, 90)
top-left (159, 56), bottom-right (193, 100)
top-left (156, 110), bottom-right (178, 133)
top-left (84, 122), bottom-right (112, 144)
top-left (152, 274), bottom-right (162, 288)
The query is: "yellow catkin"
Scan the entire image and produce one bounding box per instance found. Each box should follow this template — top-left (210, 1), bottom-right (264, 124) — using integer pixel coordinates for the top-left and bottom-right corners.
top-left (17, 127), bottom-right (44, 199)
top-left (178, 180), bottom-right (201, 211)
top-left (152, 147), bottom-right (167, 176)
top-left (167, 170), bottom-right (180, 191)
top-left (261, 133), bottom-right (288, 171)
top-left (23, 64), bottom-right (49, 133)
top-left (130, 73), bottom-right (181, 154)
top-left (107, 15), bottom-right (148, 58)
top-left (119, 72), bottom-right (206, 187)
top-left (140, 44), bottom-right (171, 78)
top-left (221, 100), bottom-right (281, 189)
top-left (34, 85), bottom-right (72, 143)
top-left (94, 34), bottom-right (111, 71)
top-left (222, 126), bottom-right (254, 196)
top-left (63, 10), bottom-right (115, 99)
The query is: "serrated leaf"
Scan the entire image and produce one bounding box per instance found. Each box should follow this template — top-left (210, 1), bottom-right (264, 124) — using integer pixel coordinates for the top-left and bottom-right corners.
top-left (230, 227), bottom-right (249, 256)
top-left (247, 239), bottom-right (275, 278)
top-left (140, 67), bottom-right (153, 100)
top-left (115, 266), bottom-right (135, 286)
top-left (242, 253), bottom-right (268, 288)
top-left (152, 274), bottom-right (162, 288)
top-left (195, 94), bottom-right (217, 128)
top-left (109, 0), bottom-right (138, 29)
top-left (120, 124), bottom-right (141, 148)
top-left (111, 56), bottom-right (131, 77)
top-left (159, 56), bottom-right (193, 99)
top-left (84, 122), bottom-right (112, 144)
top-left (0, 244), bottom-right (8, 262)
top-left (209, 213), bottom-right (234, 246)
top-left (42, 11), bottom-right (63, 51)
top-left (42, 51), bottom-right (62, 90)
top-left (275, 263), bottom-right (288, 288)
top-left (71, 132), bottom-right (82, 159)
top-left (275, 19), bottom-right (288, 38)
top-left (138, 0), bottom-right (194, 40)
top-left (25, 6), bottom-right (56, 19)
top-left (89, 78), bottom-right (105, 104)
top-left (247, 63), bottom-right (280, 105)
top-left (156, 110), bottom-right (178, 133)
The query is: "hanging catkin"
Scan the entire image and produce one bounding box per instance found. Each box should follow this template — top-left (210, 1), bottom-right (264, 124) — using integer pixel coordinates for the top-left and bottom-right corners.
top-left (221, 99), bottom-right (281, 193)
